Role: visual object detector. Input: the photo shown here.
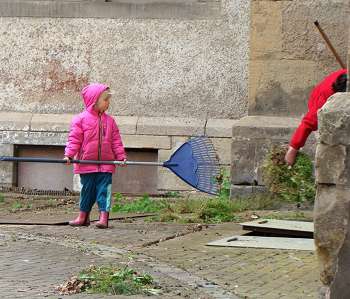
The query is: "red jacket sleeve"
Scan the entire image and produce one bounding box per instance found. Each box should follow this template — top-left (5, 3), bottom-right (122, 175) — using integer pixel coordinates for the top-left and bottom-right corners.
top-left (290, 92), bottom-right (328, 150)
top-left (111, 119), bottom-right (127, 161)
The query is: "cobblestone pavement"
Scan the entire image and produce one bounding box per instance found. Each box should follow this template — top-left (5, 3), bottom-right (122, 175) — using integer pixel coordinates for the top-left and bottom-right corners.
top-left (0, 220), bottom-right (320, 299)
top-left (139, 223), bottom-right (320, 299)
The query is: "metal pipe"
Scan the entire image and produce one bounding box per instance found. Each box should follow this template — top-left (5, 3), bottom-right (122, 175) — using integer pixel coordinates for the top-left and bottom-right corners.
top-left (0, 156), bottom-right (175, 167)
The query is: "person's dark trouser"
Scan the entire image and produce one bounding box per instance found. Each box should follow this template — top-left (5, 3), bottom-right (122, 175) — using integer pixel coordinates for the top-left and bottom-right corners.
top-left (79, 173), bottom-right (112, 212)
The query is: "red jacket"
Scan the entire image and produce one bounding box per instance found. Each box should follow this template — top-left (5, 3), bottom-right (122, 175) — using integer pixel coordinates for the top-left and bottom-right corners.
top-left (290, 69), bottom-right (347, 150)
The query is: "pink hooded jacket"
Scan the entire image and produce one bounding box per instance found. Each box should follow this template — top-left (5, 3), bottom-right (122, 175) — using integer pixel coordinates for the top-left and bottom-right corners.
top-left (64, 83), bottom-right (126, 174)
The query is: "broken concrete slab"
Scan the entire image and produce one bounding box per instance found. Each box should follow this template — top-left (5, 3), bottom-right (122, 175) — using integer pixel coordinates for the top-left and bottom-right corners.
top-left (207, 235), bottom-right (315, 251)
top-left (240, 219), bottom-right (314, 238)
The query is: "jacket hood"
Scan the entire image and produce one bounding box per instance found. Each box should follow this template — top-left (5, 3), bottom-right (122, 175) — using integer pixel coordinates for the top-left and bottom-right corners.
top-left (81, 83), bottom-right (109, 112)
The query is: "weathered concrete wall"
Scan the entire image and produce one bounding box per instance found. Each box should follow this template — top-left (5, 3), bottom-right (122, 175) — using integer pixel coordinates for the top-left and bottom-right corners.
top-left (314, 93), bottom-right (350, 298)
top-left (249, 0), bottom-right (350, 117)
top-left (0, 0), bottom-right (250, 119)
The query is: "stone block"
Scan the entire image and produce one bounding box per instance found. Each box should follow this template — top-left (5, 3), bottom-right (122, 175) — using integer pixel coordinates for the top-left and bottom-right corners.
top-left (158, 167), bottom-right (193, 192)
top-left (231, 139), bottom-right (256, 185)
top-left (113, 116), bottom-right (138, 135)
top-left (250, 1), bottom-right (283, 60)
top-left (31, 113), bottom-right (73, 132)
top-left (230, 185), bottom-right (266, 199)
top-left (314, 185), bottom-right (350, 287)
top-left (122, 135), bottom-right (171, 150)
top-left (211, 138), bottom-right (231, 165)
top-left (137, 117), bottom-right (205, 136)
top-left (0, 112), bottom-right (32, 131)
top-left (0, 144), bottom-right (14, 185)
top-left (315, 144), bottom-right (346, 185)
top-left (318, 93), bottom-right (350, 146)
top-left (0, 131), bottom-right (68, 146)
top-left (248, 59), bottom-right (318, 117)
top-left (206, 119), bottom-right (238, 138)
top-left (232, 116), bottom-right (301, 140)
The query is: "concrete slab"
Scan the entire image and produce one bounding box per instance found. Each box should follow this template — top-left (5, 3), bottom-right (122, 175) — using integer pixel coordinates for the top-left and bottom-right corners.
top-left (240, 219), bottom-right (314, 238)
top-left (207, 235), bottom-right (315, 251)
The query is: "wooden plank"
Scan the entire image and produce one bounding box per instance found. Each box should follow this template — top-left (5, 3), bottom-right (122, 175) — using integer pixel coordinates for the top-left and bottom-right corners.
top-left (240, 219), bottom-right (314, 238)
top-left (207, 235), bottom-right (315, 251)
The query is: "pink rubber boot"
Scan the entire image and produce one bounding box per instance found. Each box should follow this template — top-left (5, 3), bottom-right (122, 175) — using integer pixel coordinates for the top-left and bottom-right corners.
top-left (69, 211), bottom-right (90, 227)
top-left (96, 212), bottom-right (109, 229)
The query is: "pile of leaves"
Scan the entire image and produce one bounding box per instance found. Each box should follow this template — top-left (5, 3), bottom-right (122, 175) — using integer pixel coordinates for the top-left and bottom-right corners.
top-left (262, 145), bottom-right (315, 203)
top-left (56, 265), bottom-right (158, 296)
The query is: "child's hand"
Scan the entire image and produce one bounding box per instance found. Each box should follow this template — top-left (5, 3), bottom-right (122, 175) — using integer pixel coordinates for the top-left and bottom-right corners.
top-left (120, 158), bottom-right (127, 167)
top-left (63, 156), bottom-right (72, 165)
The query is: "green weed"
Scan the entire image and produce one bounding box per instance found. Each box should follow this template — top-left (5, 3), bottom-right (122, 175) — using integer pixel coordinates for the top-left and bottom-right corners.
top-left (78, 265), bottom-right (157, 295)
top-left (262, 145), bottom-right (315, 203)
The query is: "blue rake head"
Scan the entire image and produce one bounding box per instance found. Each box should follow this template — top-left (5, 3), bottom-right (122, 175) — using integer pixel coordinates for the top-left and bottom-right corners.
top-left (163, 137), bottom-right (220, 195)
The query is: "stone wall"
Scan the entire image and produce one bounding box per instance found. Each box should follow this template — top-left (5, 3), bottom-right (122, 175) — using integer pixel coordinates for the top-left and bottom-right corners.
top-left (0, 0), bottom-right (250, 120)
top-left (230, 116), bottom-right (316, 197)
top-left (314, 93), bottom-right (350, 298)
top-left (249, 0), bottom-right (349, 117)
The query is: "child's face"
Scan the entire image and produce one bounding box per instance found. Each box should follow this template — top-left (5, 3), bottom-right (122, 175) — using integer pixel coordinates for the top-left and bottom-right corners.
top-left (95, 91), bottom-right (111, 113)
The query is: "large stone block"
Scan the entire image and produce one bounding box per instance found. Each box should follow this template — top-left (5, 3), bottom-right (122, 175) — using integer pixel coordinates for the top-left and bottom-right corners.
top-left (315, 144), bottom-right (346, 185)
top-left (0, 112), bottom-right (32, 131)
top-left (211, 138), bottom-right (231, 165)
top-left (206, 119), bottom-right (238, 138)
top-left (315, 92), bottom-right (350, 298)
top-left (314, 185), bottom-right (350, 288)
top-left (318, 93), bottom-right (350, 146)
top-left (31, 113), bottom-right (73, 132)
top-left (114, 116), bottom-right (138, 135)
top-left (0, 144), bottom-right (14, 185)
top-left (250, 0), bottom-right (283, 60)
top-left (231, 139), bottom-right (256, 185)
top-left (122, 135), bottom-right (171, 150)
top-left (158, 167), bottom-right (193, 192)
top-left (248, 59), bottom-right (318, 117)
top-left (0, 131), bottom-right (68, 146)
top-left (230, 185), bottom-right (266, 198)
top-left (232, 116), bottom-right (301, 140)
top-left (137, 117), bottom-right (205, 136)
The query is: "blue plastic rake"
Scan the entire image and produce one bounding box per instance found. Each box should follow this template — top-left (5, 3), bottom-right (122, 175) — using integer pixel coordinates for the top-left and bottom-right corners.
top-left (0, 137), bottom-right (221, 195)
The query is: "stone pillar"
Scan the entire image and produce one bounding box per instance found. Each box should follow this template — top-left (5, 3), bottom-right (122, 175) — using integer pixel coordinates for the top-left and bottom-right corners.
top-left (315, 93), bottom-right (350, 298)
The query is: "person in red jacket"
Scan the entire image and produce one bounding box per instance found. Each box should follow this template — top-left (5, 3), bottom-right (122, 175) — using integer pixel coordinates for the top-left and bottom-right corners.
top-left (285, 69), bottom-right (348, 165)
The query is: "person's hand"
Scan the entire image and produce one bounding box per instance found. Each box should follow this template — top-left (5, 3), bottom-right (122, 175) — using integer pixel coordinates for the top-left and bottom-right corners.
top-left (285, 146), bottom-right (298, 166)
top-left (63, 156), bottom-right (71, 165)
top-left (120, 158), bottom-right (127, 167)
